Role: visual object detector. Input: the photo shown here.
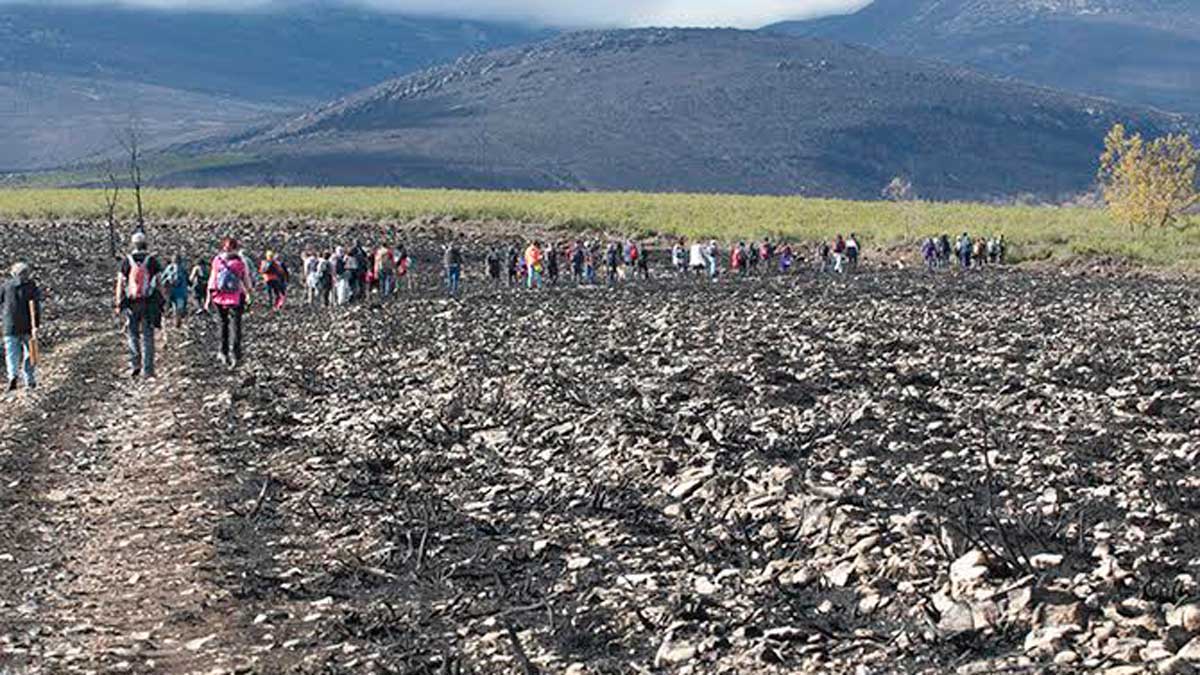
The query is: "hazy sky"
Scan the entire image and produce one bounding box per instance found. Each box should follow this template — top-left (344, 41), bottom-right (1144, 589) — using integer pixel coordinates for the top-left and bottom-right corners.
top-left (1, 0), bottom-right (873, 28)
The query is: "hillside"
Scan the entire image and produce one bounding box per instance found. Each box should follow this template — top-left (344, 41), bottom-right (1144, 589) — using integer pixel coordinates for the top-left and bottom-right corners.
top-left (189, 29), bottom-right (1189, 201)
top-left (768, 0), bottom-right (1200, 114)
top-left (0, 2), bottom-right (547, 170)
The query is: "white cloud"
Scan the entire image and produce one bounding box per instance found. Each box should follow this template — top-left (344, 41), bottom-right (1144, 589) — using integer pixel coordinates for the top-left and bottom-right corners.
top-left (0, 0), bottom-right (873, 28)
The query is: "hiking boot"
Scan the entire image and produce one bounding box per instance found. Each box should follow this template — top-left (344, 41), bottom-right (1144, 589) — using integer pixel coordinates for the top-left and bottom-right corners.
top-left (130, 368), bottom-right (141, 379)
top-left (228, 355), bottom-right (240, 370)
top-left (217, 352), bottom-right (228, 367)
top-left (6, 379), bottom-right (16, 392)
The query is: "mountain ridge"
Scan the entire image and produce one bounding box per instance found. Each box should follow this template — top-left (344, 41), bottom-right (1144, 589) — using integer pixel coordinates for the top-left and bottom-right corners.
top-left (767, 0), bottom-right (1200, 114)
top-left (0, 2), bottom-right (549, 170)
top-left (169, 28), bottom-right (1193, 201)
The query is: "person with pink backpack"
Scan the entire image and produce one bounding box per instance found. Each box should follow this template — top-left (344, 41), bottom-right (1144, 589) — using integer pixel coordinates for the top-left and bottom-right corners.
top-left (113, 232), bottom-right (164, 379)
top-left (205, 237), bottom-right (256, 369)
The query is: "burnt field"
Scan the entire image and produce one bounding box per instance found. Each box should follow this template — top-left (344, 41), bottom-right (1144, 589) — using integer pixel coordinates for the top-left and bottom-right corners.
top-left (1, 220), bottom-right (1200, 674)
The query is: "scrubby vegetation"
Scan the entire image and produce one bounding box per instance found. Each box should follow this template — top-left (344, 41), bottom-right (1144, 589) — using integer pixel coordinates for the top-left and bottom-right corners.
top-left (1, 187), bottom-right (1198, 266)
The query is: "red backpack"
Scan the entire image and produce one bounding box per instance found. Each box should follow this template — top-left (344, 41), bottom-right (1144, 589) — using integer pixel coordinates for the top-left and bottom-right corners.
top-left (126, 255), bottom-right (152, 300)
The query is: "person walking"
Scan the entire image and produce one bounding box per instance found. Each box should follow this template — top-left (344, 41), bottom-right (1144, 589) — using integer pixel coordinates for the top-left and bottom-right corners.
top-left (316, 251), bottom-right (333, 307)
top-left (583, 242), bottom-right (597, 286)
top-left (486, 247), bottom-right (502, 286)
top-left (705, 240), bottom-right (720, 280)
top-left (189, 257), bottom-right (209, 315)
top-left (444, 237), bottom-right (464, 297)
top-left (344, 241), bottom-right (365, 301)
top-left (973, 238), bottom-right (987, 268)
top-left (846, 234), bottom-right (861, 271)
top-left (605, 242), bottom-right (620, 286)
top-left (330, 247), bottom-right (351, 305)
top-left (2, 262), bottom-right (42, 392)
top-left (546, 242), bottom-right (560, 287)
top-left (114, 232), bottom-right (164, 379)
top-left (689, 240), bottom-right (706, 277)
top-left (374, 243), bottom-right (398, 299)
top-left (731, 242), bottom-right (746, 278)
top-left (922, 238), bottom-right (938, 271)
top-left (937, 234), bottom-right (952, 269)
top-left (778, 243), bottom-right (794, 273)
top-left (957, 232), bottom-right (973, 270)
top-left (302, 250), bottom-right (319, 305)
top-left (817, 241), bottom-right (831, 273)
top-left (759, 237), bottom-right (775, 273)
top-left (672, 240), bottom-right (687, 275)
top-left (525, 240), bottom-right (544, 290)
top-left (259, 251), bottom-right (288, 312)
top-left (161, 253), bottom-right (189, 329)
top-left (205, 237), bottom-right (255, 369)
top-left (832, 235), bottom-right (847, 274)
top-left (570, 241), bottom-right (585, 284)
top-left (395, 244), bottom-right (413, 292)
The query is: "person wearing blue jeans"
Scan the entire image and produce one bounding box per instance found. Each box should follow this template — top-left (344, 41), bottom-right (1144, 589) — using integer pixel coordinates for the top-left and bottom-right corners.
top-left (443, 237), bottom-right (464, 297)
top-left (114, 233), bottom-right (164, 379)
top-left (124, 305), bottom-right (156, 378)
top-left (1, 262), bottom-right (42, 392)
top-left (3, 335), bottom-right (34, 389)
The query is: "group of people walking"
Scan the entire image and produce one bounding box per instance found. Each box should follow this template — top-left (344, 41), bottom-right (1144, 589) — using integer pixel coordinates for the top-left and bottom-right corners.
top-left (2, 226), bottom-right (1013, 392)
top-left (482, 239), bottom-right (649, 289)
top-left (920, 233), bottom-right (1006, 270)
top-left (300, 242), bottom-right (415, 306)
top-left (112, 232), bottom-right (257, 377)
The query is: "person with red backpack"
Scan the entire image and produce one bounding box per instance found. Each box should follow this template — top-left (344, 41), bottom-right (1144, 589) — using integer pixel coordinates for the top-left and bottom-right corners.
top-left (258, 251), bottom-right (288, 312)
top-left (113, 232), bottom-right (164, 379)
top-left (206, 237), bottom-right (255, 369)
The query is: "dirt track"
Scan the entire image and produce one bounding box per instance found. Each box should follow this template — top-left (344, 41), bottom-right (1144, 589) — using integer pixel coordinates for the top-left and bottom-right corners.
top-left (2, 220), bottom-right (1199, 674)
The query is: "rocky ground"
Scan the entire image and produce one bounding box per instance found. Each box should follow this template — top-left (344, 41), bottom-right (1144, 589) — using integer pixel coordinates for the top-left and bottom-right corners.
top-left (1, 219), bottom-right (1199, 675)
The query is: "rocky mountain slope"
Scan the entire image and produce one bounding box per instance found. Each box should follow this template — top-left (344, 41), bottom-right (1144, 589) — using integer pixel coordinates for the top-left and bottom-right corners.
top-left (200, 28), bottom-right (1191, 201)
top-left (768, 0), bottom-right (1200, 114)
top-left (0, 3), bottom-right (546, 170)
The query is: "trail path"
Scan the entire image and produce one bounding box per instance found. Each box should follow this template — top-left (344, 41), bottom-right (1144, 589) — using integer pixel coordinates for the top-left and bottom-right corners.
top-left (0, 322), bottom-right (257, 674)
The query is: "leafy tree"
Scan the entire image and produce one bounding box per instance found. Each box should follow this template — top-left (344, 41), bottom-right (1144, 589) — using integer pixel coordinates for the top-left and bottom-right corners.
top-left (1098, 124), bottom-right (1198, 231)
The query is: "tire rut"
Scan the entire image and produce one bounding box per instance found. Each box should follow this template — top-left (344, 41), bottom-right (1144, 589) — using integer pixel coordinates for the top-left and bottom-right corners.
top-left (0, 324), bottom-right (257, 674)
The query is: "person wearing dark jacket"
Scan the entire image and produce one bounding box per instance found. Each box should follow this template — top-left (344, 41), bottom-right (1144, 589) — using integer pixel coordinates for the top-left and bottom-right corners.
top-left (113, 232), bottom-right (164, 379)
top-left (2, 262), bottom-right (42, 391)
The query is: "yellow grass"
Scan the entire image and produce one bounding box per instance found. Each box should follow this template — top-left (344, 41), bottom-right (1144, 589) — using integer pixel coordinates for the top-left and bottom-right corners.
top-left (2, 187), bottom-right (1197, 266)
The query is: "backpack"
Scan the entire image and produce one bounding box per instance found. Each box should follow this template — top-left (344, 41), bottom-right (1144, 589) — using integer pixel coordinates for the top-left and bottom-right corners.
top-left (379, 250), bottom-right (396, 273)
top-left (316, 258), bottom-right (331, 281)
top-left (215, 257), bottom-right (241, 293)
top-left (162, 264), bottom-right (181, 289)
top-left (333, 256), bottom-right (346, 277)
top-left (126, 255), bottom-right (154, 300)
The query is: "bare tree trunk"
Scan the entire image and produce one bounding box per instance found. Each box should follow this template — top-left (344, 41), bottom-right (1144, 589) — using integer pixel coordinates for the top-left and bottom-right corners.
top-left (116, 119), bottom-right (145, 235)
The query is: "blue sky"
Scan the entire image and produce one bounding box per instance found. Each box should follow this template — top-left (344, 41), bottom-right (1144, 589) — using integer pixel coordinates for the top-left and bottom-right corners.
top-left (0, 0), bottom-right (872, 28)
